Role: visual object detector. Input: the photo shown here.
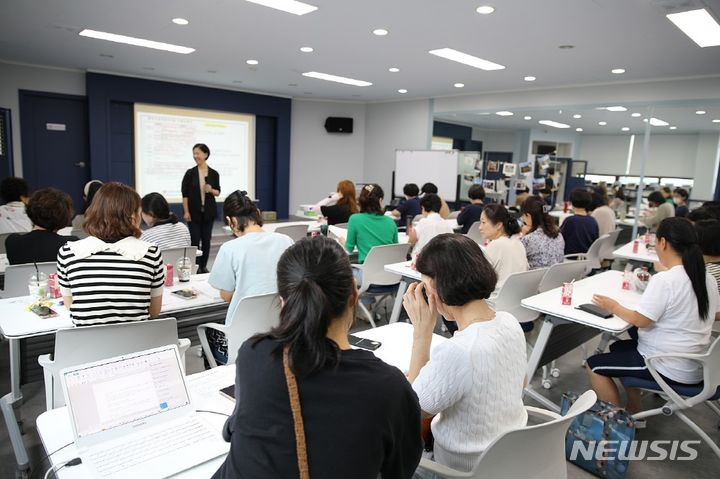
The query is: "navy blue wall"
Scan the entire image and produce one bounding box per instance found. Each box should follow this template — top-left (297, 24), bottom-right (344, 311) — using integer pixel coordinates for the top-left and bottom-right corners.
top-left (86, 73), bottom-right (291, 217)
top-left (433, 121), bottom-right (482, 152)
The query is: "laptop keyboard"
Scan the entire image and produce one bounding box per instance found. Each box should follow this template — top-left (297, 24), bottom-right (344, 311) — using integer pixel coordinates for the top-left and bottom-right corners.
top-left (87, 417), bottom-right (216, 477)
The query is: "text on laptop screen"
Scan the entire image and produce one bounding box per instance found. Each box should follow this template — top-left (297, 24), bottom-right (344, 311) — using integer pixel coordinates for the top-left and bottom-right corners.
top-left (64, 348), bottom-right (190, 438)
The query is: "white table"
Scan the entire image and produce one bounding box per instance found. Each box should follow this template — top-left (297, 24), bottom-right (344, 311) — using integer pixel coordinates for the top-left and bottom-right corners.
top-left (383, 261), bottom-right (421, 324)
top-left (612, 241), bottom-right (658, 264)
top-left (0, 274), bottom-right (227, 477)
top-left (521, 270), bottom-right (642, 411)
top-left (550, 210), bottom-right (637, 228)
top-left (35, 323), bottom-right (443, 478)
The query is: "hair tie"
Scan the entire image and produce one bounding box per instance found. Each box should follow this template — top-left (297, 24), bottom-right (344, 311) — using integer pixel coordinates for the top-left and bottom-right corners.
top-left (364, 184), bottom-right (374, 192)
top-left (236, 190), bottom-right (248, 197)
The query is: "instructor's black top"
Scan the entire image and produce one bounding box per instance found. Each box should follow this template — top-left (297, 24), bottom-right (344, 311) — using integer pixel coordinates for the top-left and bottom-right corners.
top-left (181, 166), bottom-right (221, 223)
top-left (6, 230), bottom-right (78, 265)
top-left (212, 337), bottom-right (422, 479)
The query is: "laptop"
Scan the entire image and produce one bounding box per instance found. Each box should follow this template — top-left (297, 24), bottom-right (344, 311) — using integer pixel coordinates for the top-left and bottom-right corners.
top-left (60, 345), bottom-right (229, 479)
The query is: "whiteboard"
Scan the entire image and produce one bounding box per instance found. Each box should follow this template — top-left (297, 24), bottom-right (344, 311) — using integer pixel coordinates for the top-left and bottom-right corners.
top-left (395, 150), bottom-right (459, 201)
top-left (134, 104), bottom-right (255, 202)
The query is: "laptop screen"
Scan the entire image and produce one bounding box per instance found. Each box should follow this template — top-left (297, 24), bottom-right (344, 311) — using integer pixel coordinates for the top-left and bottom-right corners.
top-left (63, 347), bottom-right (191, 438)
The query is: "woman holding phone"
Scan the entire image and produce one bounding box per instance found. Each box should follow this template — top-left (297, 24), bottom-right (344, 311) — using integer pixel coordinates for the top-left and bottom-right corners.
top-left (182, 143), bottom-right (220, 273)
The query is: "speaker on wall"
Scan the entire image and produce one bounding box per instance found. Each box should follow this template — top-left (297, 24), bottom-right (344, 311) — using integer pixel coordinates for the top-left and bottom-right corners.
top-left (324, 117), bottom-right (353, 133)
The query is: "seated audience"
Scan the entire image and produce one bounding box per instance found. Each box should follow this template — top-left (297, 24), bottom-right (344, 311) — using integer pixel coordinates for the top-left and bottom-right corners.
top-left (71, 180), bottom-right (103, 239)
top-left (457, 185), bottom-right (485, 234)
top-left (213, 237), bottom-right (422, 479)
top-left (309, 179), bottom-right (353, 214)
top-left (687, 207), bottom-right (716, 222)
top-left (0, 177), bottom-right (31, 233)
top-left (610, 184), bottom-right (627, 215)
top-left (701, 201), bottom-right (720, 220)
top-left (409, 194), bottom-right (454, 262)
top-left (694, 219), bottom-right (720, 295)
top-left (673, 188), bottom-right (689, 218)
top-left (590, 186), bottom-right (616, 237)
top-left (587, 218), bottom-right (720, 413)
top-left (57, 183), bottom-right (165, 326)
top-left (660, 186), bottom-right (673, 203)
top-left (208, 191), bottom-right (293, 364)
top-left (520, 195), bottom-right (565, 269)
top-left (140, 192), bottom-right (192, 250)
top-left (344, 184), bottom-right (398, 263)
top-left (406, 234), bottom-right (527, 473)
top-left (6, 188), bottom-right (78, 264)
top-left (514, 187), bottom-right (530, 208)
top-left (391, 183), bottom-right (422, 228)
top-left (642, 191), bottom-right (675, 232)
top-left (560, 189), bottom-right (599, 255)
top-left (320, 180), bottom-right (359, 225)
top-left (421, 183), bottom-right (450, 218)
top-left (479, 204), bottom-right (528, 291)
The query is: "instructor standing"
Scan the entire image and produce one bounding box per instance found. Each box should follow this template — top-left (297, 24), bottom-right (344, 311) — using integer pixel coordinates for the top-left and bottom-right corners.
top-left (182, 143), bottom-right (220, 274)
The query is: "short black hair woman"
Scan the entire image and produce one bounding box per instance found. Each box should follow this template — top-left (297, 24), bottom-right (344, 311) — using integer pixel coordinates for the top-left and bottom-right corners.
top-left (212, 236), bottom-right (422, 478)
top-left (405, 234), bottom-right (527, 473)
top-left (140, 192), bottom-right (191, 251)
top-left (181, 143), bottom-right (221, 273)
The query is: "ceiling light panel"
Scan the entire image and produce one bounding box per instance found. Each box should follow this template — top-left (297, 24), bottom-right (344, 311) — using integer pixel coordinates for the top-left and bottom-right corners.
top-left (245, 0), bottom-right (318, 15)
top-left (666, 8), bottom-right (720, 48)
top-left (78, 29), bottom-right (195, 54)
top-left (538, 120), bottom-right (571, 129)
top-left (302, 71), bottom-right (372, 86)
top-left (428, 48), bottom-right (505, 70)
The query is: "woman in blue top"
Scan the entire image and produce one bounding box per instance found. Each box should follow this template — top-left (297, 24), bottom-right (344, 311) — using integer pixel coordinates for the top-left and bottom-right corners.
top-left (208, 190), bottom-right (293, 363)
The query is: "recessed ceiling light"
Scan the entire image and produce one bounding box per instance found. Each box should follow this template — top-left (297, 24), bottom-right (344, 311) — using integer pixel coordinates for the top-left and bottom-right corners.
top-left (621, 127), bottom-right (630, 131)
top-left (713, 119), bottom-right (720, 123)
top-left (598, 121), bottom-right (607, 126)
top-left (558, 44), bottom-right (575, 49)
top-left (388, 67), bottom-right (400, 73)
top-left (454, 83), bottom-right (465, 88)
top-left (538, 120), bottom-right (571, 129)
top-left (643, 118), bottom-right (649, 122)
top-left (172, 18), bottom-right (189, 25)
top-left (696, 110), bottom-right (707, 115)
top-left (631, 112), bottom-right (641, 117)
top-left (428, 48), bottom-right (505, 70)
top-left (246, 59), bottom-right (259, 65)
top-left (611, 68), bottom-right (626, 74)
top-left (524, 76), bottom-right (536, 81)
top-left (524, 116), bottom-right (532, 120)
top-left (245, 0), bottom-right (318, 15)
top-left (573, 114), bottom-right (582, 119)
top-left (495, 111), bottom-right (513, 116)
top-left (302, 71), bottom-right (372, 86)
top-left (605, 106), bottom-right (627, 112)
top-left (476, 5), bottom-right (495, 15)
top-left (398, 89), bottom-right (408, 94)
top-left (576, 127), bottom-right (583, 132)
top-left (669, 126), bottom-right (678, 130)
top-left (300, 46), bottom-right (313, 53)
top-left (373, 28), bottom-right (389, 36)
top-left (78, 29), bottom-right (195, 54)
top-left (666, 8), bottom-right (720, 48)
top-left (649, 117), bottom-right (669, 126)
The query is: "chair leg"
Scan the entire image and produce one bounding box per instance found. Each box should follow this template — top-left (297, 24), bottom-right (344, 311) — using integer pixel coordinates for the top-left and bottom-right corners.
top-left (675, 411), bottom-right (720, 460)
top-left (705, 400), bottom-right (720, 418)
top-left (357, 303), bottom-right (377, 328)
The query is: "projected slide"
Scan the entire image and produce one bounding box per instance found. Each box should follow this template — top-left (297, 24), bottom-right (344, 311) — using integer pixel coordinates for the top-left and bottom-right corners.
top-left (134, 104), bottom-right (255, 202)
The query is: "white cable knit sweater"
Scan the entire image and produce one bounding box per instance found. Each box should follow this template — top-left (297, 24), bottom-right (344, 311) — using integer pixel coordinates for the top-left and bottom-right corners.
top-left (412, 312), bottom-right (528, 473)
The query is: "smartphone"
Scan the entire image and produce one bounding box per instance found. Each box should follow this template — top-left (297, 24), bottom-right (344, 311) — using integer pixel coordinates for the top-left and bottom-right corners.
top-left (219, 385), bottom-right (235, 401)
top-left (171, 288), bottom-right (198, 300)
top-left (576, 303), bottom-right (613, 318)
top-left (31, 305), bottom-right (58, 318)
top-left (348, 335), bottom-right (382, 351)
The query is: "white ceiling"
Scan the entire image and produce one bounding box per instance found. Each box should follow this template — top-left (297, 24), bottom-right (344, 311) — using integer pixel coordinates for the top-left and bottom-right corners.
top-left (2, 0), bottom-right (720, 102)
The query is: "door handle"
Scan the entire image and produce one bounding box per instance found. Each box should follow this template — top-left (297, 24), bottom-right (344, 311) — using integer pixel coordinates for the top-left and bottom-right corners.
top-left (74, 161), bottom-right (86, 167)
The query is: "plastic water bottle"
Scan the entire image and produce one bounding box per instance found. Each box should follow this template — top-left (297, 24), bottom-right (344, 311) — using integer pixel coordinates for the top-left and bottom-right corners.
top-left (28, 271), bottom-right (48, 299)
top-left (177, 256), bottom-right (192, 282)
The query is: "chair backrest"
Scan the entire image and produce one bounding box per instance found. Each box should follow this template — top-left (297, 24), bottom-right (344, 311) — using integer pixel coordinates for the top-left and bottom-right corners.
top-left (0, 232), bottom-right (11, 255)
top-left (579, 233), bottom-right (610, 270)
top-left (44, 318), bottom-right (181, 409)
top-left (447, 211), bottom-right (460, 220)
top-left (493, 268), bottom-right (548, 323)
top-left (359, 243), bottom-right (411, 291)
top-left (411, 214), bottom-right (424, 225)
top-left (615, 226), bottom-right (633, 246)
top-left (701, 335), bottom-right (720, 399)
top-left (538, 261), bottom-right (590, 293)
top-left (275, 224), bottom-right (309, 242)
top-left (2, 261), bottom-right (57, 298)
top-left (161, 246), bottom-right (199, 275)
top-left (225, 293), bottom-right (281, 364)
top-left (471, 390), bottom-right (597, 479)
top-left (598, 229), bottom-right (622, 261)
top-left (465, 221), bottom-right (484, 244)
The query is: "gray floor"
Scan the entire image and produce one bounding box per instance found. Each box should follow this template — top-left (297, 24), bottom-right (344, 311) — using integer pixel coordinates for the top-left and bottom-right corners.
top-left (2, 226), bottom-right (719, 478)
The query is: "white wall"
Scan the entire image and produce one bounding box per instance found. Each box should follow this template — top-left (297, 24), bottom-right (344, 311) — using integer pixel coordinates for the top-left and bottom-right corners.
top-left (580, 135), bottom-right (632, 174)
top-left (364, 99), bottom-right (432, 198)
top-left (691, 132), bottom-right (719, 201)
top-left (289, 99), bottom-right (366, 210)
top-left (471, 128), bottom-right (516, 152)
top-left (0, 61), bottom-right (86, 176)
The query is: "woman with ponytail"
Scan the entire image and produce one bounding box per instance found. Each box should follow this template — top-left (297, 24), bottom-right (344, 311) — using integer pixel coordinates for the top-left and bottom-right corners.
top-left (140, 192), bottom-right (191, 250)
top-left (587, 217), bottom-right (720, 413)
top-left (207, 190), bottom-right (293, 363)
top-left (520, 195), bottom-right (565, 269)
top-left (478, 203), bottom-right (528, 292)
top-left (213, 237), bottom-right (422, 479)
top-left (343, 183), bottom-right (398, 263)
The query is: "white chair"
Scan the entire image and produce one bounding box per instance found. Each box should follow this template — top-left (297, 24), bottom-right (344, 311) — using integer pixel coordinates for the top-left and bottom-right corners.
top-left (564, 233), bottom-right (611, 273)
top-left (197, 293), bottom-right (280, 368)
top-left (38, 318), bottom-right (190, 410)
top-left (623, 335), bottom-right (720, 459)
top-left (353, 243), bottom-right (411, 327)
top-left (0, 232), bottom-right (11, 255)
top-left (410, 214), bottom-right (424, 225)
top-left (1, 261), bottom-right (57, 298)
top-left (447, 211), bottom-right (460, 220)
top-left (275, 224), bottom-right (309, 242)
top-left (161, 246), bottom-right (199, 275)
top-left (464, 221), bottom-right (484, 245)
top-left (491, 268), bottom-right (548, 325)
top-left (417, 390), bottom-right (598, 479)
top-left (598, 229), bottom-right (622, 263)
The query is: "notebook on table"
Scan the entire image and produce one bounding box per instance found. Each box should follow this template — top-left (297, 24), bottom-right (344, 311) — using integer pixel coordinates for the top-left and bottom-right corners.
top-left (60, 345), bottom-right (229, 479)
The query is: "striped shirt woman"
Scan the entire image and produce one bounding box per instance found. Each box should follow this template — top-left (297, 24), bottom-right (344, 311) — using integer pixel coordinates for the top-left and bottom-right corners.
top-left (140, 192), bottom-right (192, 251)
